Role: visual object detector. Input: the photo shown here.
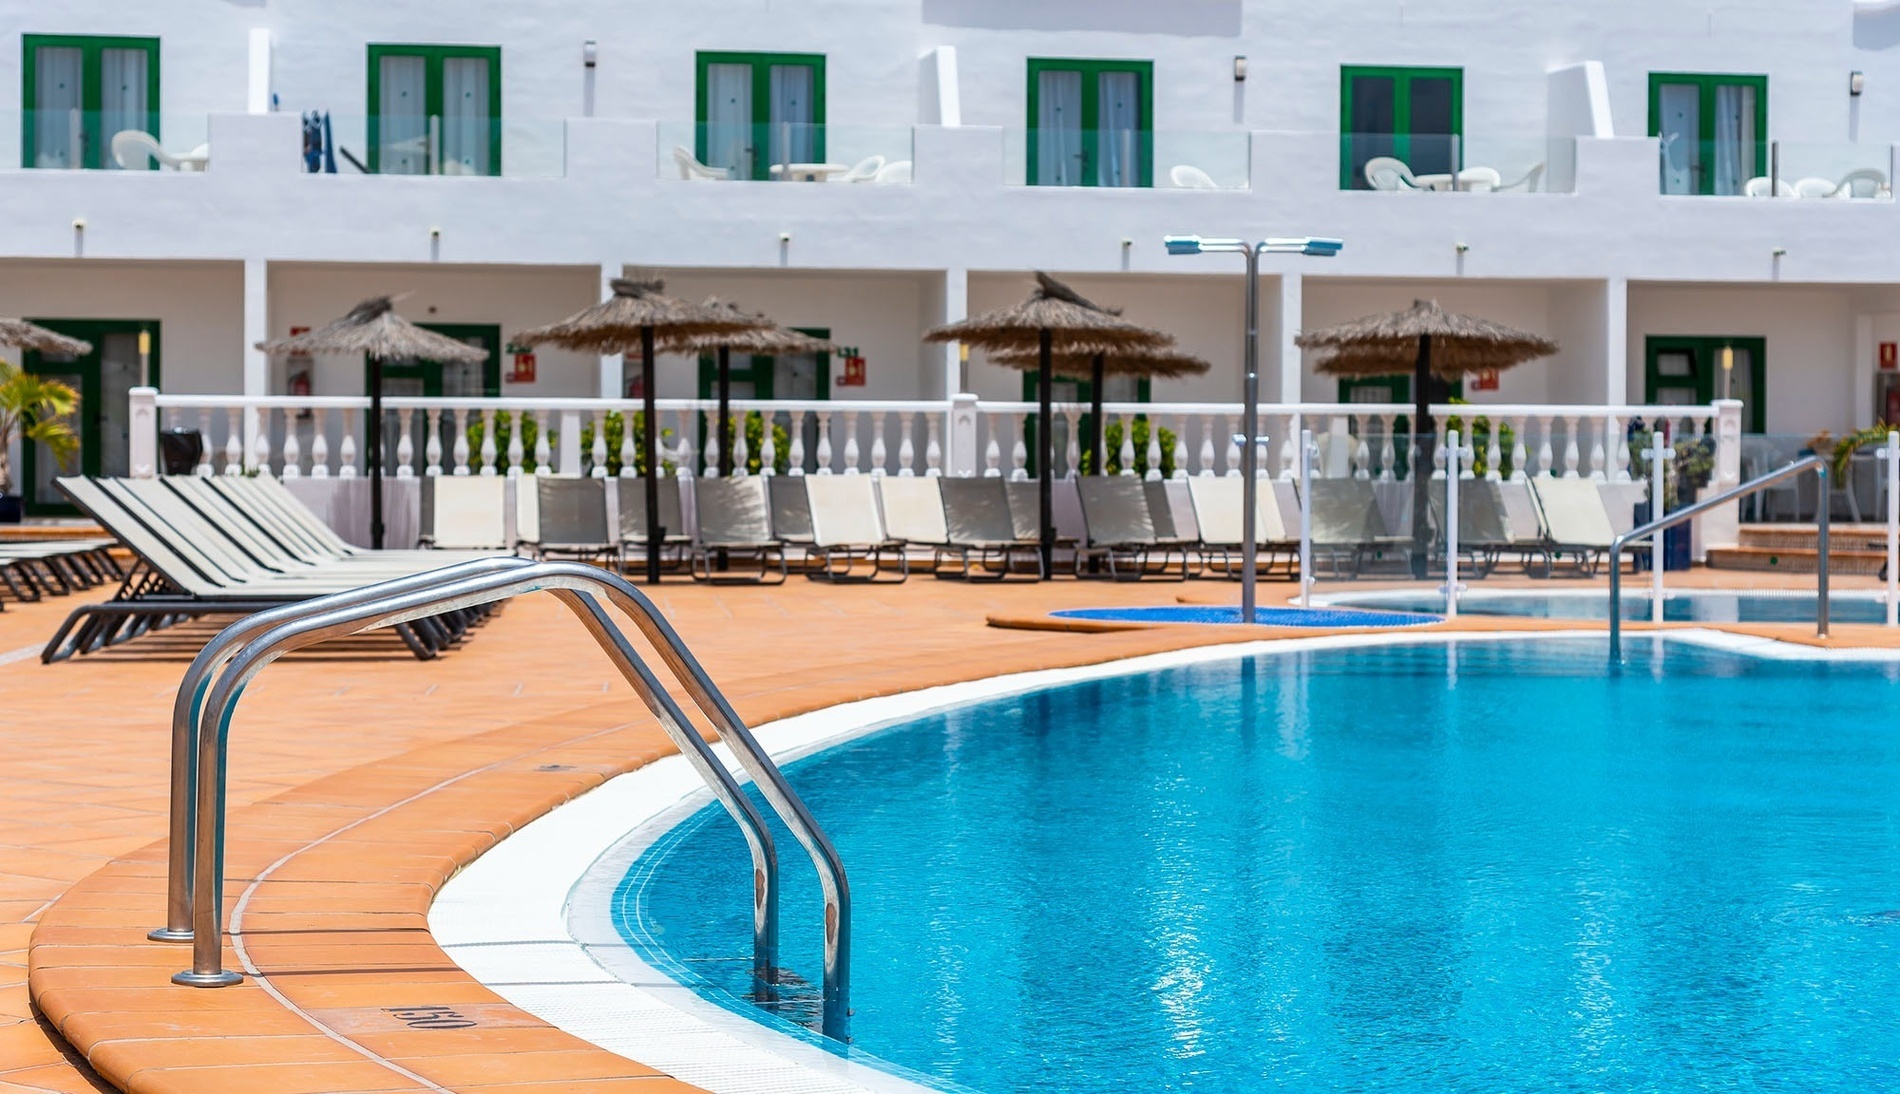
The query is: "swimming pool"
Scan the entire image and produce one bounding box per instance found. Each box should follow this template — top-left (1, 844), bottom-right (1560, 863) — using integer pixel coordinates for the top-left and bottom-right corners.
top-left (1050, 604), bottom-right (1440, 627)
top-left (619, 637), bottom-right (1900, 1093)
top-left (1327, 588), bottom-right (1879, 624)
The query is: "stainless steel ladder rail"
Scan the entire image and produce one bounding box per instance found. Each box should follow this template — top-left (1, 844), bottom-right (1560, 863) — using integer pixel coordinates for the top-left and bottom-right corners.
top-left (162, 560), bottom-right (848, 1039)
top-left (1609, 455), bottom-right (1830, 661)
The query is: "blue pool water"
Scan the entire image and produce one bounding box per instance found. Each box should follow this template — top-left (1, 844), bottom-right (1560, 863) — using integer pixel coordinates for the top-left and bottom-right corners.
top-left (1333, 591), bottom-right (1877, 625)
top-left (618, 639), bottom-right (1900, 1092)
top-left (1052, 605), bottom-right (1440, 627)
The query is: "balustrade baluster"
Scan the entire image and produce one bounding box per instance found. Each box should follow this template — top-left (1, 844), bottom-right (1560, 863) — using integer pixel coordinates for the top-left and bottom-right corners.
top-left (1117, 412), bottom-right (1136, 476)
top-left (841, 411), bottom-right (862, 474)
top-left (1278, 414), bottom-right (1298, 479)
top-left (898, 412), bottom-right (916, 476)
top-left (869, 411), bottom-right (888, 477)
top-left (702, 409), bottom-right (722, 477)
top-left (1484, 418), bottom-right (1503, 481)
top-left (451, 409), bottom-right (471, 475)
top-left (788, 410), bottom-right (808, 476)
top-left (1063, 407), bottom-right (1081, 478)
top-left (1010, 413), bottom-right (1028, 481)
top-left (1144, 415), bottom-right (1163, 480)
top-left (1351, 414), bottom-right (1372, 480)
top-left (983, 415), bottom-right (1002, 477)
top-left (279, 409), bottom-right (300, 478)
top-left (924, 413), bottom-right (942, 477)
top-left (1379, 414), bottom-right (1398, 482)
top-left (337, 409), bottom-right (358, 478)
top-left (1534, 416), bottom-right (1554, 478)
top-left (194, 409), bottom-right (214, 476)
top-left (303, 408), bottom-right (326, 478)
top-left (588, 409), bottom-right (607, 478)
top-left (1171, 416), bottom-right (1190, 480)
top-left (671, 408), bottom-right (694, 478)
top-left (1562, 415), bottom-right (1581, 478)
top-left (1431, 420), bottom-right (1448, 479)
top-left (816, 411), bottom-right (836, 474)
top-left (760, 411), bottom-right (778, 477)
top-left (425, 409), bottom-right (443, 476)
top-left (249, 408), bottom-right (271, 474)
top-left (1587, 417), bottom-right (1606, 481)
top-left (1610, 415), bottom-right (1631, 482)
top-left (504, 411), bottom-right (524, 478)
top-left (1197, 417), bottom-right (1216, 477)
top-left (534, 410), bottom-right (552, 474)
top-left (480, 409), bottom-right (499, 476)
top-left (397, 409), bottom-right (416, 478)
top-left (732, 414), bottom-right (751, 477)
top-left (223, 409), bottom-right (243, 475)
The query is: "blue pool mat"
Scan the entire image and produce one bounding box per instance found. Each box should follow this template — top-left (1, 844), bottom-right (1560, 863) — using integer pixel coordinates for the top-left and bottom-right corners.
top-left (1052, 605), bottom-right (1441, 627)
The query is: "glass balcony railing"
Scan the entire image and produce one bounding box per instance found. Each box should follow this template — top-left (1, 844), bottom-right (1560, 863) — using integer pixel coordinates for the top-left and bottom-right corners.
top-left (292, 113), bottom-right (566, 178)
top-left (1001, 128), bottom-right (1251, 189)
top-left (1340, 133), bottom-right (1563, 192)
top-left (657, 122), bottom-right (914, 184)
top-left (1656, 138), bottom-right (1894, 199)
top-left (18, 110), bottom-right (210, 171)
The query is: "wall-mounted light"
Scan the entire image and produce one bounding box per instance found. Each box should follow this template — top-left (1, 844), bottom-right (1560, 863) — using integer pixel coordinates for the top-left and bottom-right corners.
top-left (779, 231), bottom-right (792, 244)
top-left (429, 226), bottom-right (441, 240)
top-left (1233, 55), bottom-right (1247, 82)
top-left (71, 217), bottom-right (85, 231)
top-left (1772, 246), bottom-right (1787, 257)
top-left (1454, 241), bottom-right (1470, 254)
top-left (583, 40), bottom-right (598, 70)
top-left (1851, 70), bottom-right (1865, 97)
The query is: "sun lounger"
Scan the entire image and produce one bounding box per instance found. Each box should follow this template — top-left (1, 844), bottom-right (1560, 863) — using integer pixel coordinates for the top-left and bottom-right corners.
top-left (877, 476), bottom-right (950, 575)
top-left (934, 477), bottom-right (1039, 580)
top-left (1303, 478), bottom-right (1406, 577)
top-left (689, 476), bottom-right (787, 584)
top-left (516, 475), bottom-right (616, 565)
top-left (44, 477), bottom-right (491, 661)
top-left (1075, 477), bottom-right (1184, 580)
top-left (805, 474), bottom-right (907, 583)
top-left (1489, 479), bottom-right (1553, 574)
top-left (0, 538), bottom-right (120, 602)
top-left (1528, 477), bottom-right (1620, 575)
top-left (421, 475), bottom-right (509, 550)
top-left (616, 477), bottom-right (689, 572)
top-left (1185, 476), bottom-right (1296, 580)
top-left (1427, 479), bottom-right (1513, 575)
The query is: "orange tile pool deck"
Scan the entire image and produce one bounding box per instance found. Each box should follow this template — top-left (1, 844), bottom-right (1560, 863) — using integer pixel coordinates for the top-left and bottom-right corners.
top-left (5, 570), bottom-right (1896, 1093)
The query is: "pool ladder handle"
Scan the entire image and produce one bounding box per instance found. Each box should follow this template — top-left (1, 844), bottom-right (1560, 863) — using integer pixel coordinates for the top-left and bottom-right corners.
top-left (1608, 455), bottom-right (1829, 662)
top-left (150, 558), bottom-right (850, 1042)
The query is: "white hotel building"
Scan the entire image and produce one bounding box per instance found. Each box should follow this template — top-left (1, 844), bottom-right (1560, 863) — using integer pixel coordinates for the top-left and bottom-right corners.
top-left (5, 0), bottom-right (1900, 525)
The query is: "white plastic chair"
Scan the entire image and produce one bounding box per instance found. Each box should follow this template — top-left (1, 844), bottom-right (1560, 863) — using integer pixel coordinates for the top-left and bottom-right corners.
top-left (1168, 164), bottom-right (1218, 189)
top-left (1793, 176), bottom-right (1838, 199)
top-left (1834, 168), bottom-right (1890, 199)
top-left (672, 146), bottom-right (728, 181)
top-left (1497, 163), bottom-right (1546, 192)
top-left (1362, 156), bottom-right (1422, 190)
top-left (836, 155), bottom-right (885, 182)
top-left (1743, 176), bottom-right (1794, 198)
top-left (872, 159), bottom-right (912, 185)
top-left (110, 130), bottom-right (209, 171)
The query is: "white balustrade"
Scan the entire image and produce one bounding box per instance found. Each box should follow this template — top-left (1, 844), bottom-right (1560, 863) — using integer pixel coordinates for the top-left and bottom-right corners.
top-left (869, 410), bottom-right (888, 476)
top-left (924, 413), bottom-right (942, 477)
top-left (281, 419), bottom-right (302, 479)
top-left (816, 411), bottom-right (835, 474)
top-left (1010, 413), bottom-right (1028, 481)
top-left (504, 412), bottom-right (524, 478)
top-left (533, 409), bottom-right (552, 475)
top-left (397, 410), bottom-right (416, 478)
top-left (337, 410), bottom-right (358, 478)
top-left (1171, 416), bottom-right (1189, 481)
top-left (788, 409), bottom-right (808, 476)
top-left (897, 413), bottom-right (916, 476)
top-left (760, 411), bottom-right (779, 476)
top-left (589, 409), bottom-right (608, 478)
top-left (841, 411), bottom-right (862, 475)
top-left (1116, 412), bottom-right (1135, 476)
top-left (703, 411), bottom-right (723, 477)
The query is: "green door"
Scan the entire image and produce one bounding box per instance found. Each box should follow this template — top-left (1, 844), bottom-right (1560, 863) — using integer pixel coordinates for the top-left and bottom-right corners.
top-left (1649, 74), bottom-right (1767, 195)
top-left (368, 323), bottom-right (500, 474)
top-left (695, 52), bottom-right (826, 181)
top-left (695, 329), bottom-right (830, 473)
top-left (1026, 58), bottom-right (1153, 187)
top-left (1340, 66), bottom-right (1462, 189)
top-left (22, 319), bottom-right (158, 515)
top-left (1645, 336), bottom-right (1765, 431)
top-left (22, 35), bottom-right (161, 170)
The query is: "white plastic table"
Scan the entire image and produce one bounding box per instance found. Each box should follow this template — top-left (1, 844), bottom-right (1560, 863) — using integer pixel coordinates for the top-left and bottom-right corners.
top-left (768, 163), bottom-right (849, 182)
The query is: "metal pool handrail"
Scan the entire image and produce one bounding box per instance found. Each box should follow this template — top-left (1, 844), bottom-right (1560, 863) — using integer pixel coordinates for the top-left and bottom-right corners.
top-left (1608, 455), bottom-right (1829, 660)
top-left (167, 560), bottom-right (849, 1041)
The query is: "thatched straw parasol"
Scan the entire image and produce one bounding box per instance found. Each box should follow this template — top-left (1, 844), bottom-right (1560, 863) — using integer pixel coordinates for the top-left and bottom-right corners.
top-left (990, 342), bottom-right (1209, 476)
top-left (258, 296), bottom-right (489, 550)
top-left (661, 299), bottom-right (835, 478)
top-left (925, 273), bottom-right (1170, 575)
top-left (1298, 299), bottom-right (1558, 577)
top-left (0, 319), bottom-right (93, 357)
top-left (514, 279), bottom-right (763, 583)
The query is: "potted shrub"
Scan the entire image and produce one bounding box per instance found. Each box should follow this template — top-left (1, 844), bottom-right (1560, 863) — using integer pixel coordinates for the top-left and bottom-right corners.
top-left (0, 359), bottom-right (81, 522)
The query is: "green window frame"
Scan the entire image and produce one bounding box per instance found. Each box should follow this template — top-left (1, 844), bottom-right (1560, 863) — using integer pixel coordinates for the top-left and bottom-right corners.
top-left (22, 34), bottom-right (161, 170)
top-left (366, 44), bottom-right (502, 176)
top-left (1026, 58), bottom-right (1153, 188)
top-left (1647, 73), bottom-right (1768, 196)
top-left (1018, 369), bottom-right (1152, 475)
top-left (369, 323), bottom-right (501, 397)
top-left (1339, 65), bottom-right (1463, 190)
top-left (694, 51), bottom-right (828, 182)
top-left (1644, 336), bottom-right (1766, 432)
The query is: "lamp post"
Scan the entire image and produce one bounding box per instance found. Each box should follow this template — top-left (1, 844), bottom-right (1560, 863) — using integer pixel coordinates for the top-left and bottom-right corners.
top-left (1164, 234), bottom-right (1342, 620)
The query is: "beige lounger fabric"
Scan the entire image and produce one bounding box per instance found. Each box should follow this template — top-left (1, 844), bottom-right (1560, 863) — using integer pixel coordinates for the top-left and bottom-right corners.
top-left (806, 475), bottom-right (891, 547)
top-left (1532, 477), bottom-right (1617, 548)
top-left (876, 477), bottom-right (949, 545)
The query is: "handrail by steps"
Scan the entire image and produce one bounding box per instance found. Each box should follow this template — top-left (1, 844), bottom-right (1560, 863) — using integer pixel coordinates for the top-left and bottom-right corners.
top-left (1608, 455), bottom-right (1829, 661)
top-left (163, 560), bottom-right (848, 1040)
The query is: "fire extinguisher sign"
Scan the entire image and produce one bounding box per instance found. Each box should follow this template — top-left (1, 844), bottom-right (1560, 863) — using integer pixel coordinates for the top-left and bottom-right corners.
top-left (839, 346), bottom-right (866, 387)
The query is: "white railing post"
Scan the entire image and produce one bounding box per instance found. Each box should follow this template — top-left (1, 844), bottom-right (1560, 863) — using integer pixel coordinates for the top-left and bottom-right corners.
top-left (732, 412), bottom-right (751, 477)
top-left (789, 409), bottom-right (809, 476)
top-left (280, 416), bottom-right (301, 479)
top-left (223, 408), bottom-right (243, 475)
top-left (129, 387), bottom-right (158, 478)
top-left (425, 409), bottom-right (443, 476)
top-left (1062, 407), bottom-right (1081, 478)
top-left (451, 409), bottom-right (470, 475)
top-left (866, 410), bottom-right (885, 476)
top-left (1508, 415), bottom-right (1528, 481)
top-left (335, 409), bottom-right (357, 478)
top-left (396, 409), bottom-right (415, 478)
top-left (1009, 413), bottom-right (1027, 480)
top-left (1144, 416), bottom-right (1163, 481)
top-left (1561, 414), bottom-right (1581, 478)
top-left (1299, 428), bottom-right (1316, 608)
top-left (760, 411), bottom-right (779, 477)
top-left (249, 407), bottom-right (271, 474)
top-left (1171, 415), bottom-right (1190, 481)
top-left (1445, 429), bottom-right (1473, 618)
top-left (948, 395), bottom-right (976, 477)
top-left (505, 411), bottom-right (525, 478)
top-left (1647, 428), bottom-right (1673, 624)
top-left (194, 409), bottom-right (214, 477)
top-left (589, 409), bottom-right (607, 478)
top-left (898, 412), bottom-right (916, 476)
top-left (1484, 418), bottom-right (1502, 482)
top-left (533, 409), bottom-right (552, 475)
top-left (480, 409), bottom-right (499, 476)
top-left (702, 409), bottom-right (722, 477)
top-left (1197, 417), bottom-right (1217, 477)
top-left (925, 411), bottom-right (943, 477)
top-left (557, 410), bottom-right (581, 476)
top-left (1699, 399), bottom-right (1745, 558)
top-left (817, 411), bottom-right (835, 474)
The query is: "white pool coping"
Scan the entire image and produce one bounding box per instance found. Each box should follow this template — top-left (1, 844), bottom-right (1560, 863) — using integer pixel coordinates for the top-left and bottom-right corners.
top-left (430, 627), bottom-right (1900, 1094)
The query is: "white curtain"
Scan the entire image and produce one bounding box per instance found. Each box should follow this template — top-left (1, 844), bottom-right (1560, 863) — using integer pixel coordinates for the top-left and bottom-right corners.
top-left (378, 55), bottom-right (427, 175)
top-left (705, 63), bottom-right (752, 178)
top-left (99, 48), bottom-right (148, 171)
top-left (767, 64), bottom-right (815, 173)
top-left (1036, 69), bottom-right (1082, 185)
top-left (441, 56), bottom-right (492, 175)
top-left (1097, 70), bottom-right (1139, 187)
top-left (33, 46), bottom-right (82, 169)
top-left (1657, 83), bottom-right (1700, 194)
top-left (1713, 84), bottom-right (1755, 196)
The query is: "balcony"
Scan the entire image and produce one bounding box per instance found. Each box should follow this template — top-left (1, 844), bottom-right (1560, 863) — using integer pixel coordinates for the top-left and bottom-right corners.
top-left (1657, 138), bottom-right (1894, 200)
top-left (656, 121), bottom-right (913, 184)
top-left (1339, 133), bottom-right (1565, 193)
top-left (999, 128), bottom-right (1252, 190)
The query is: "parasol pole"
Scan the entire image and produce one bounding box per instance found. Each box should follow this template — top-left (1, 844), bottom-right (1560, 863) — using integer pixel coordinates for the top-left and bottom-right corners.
top-left (1038, 328), bottom-right (1054, 577)
top-left (1090, 353), bottom-right (1106, 476)
top-left (368, 355), bottom-right (385, 550)
top-left (642, 325), bottom-right (661, 585)
top-left (1409, 333), bottom-right (1433, 579)
top-left (717, 344), bottom-right (734, 478)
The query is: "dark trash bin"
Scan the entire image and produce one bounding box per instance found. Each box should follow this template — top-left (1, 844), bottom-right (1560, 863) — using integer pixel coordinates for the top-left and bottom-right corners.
top-left (158, 428), bottom-right (205, 476)
top-left (1632, 501), bottom-right (1693, 572)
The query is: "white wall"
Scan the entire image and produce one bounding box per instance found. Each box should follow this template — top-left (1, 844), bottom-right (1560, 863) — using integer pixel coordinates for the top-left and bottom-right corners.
top-left (269, 262), bottom-right (599, 396)
top-left (1627, 283), bottom-right (1860, 433)
top-left (0, 259), bottom-right (243, 391)
top-left (643, 268), bottom-right (930, 400)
